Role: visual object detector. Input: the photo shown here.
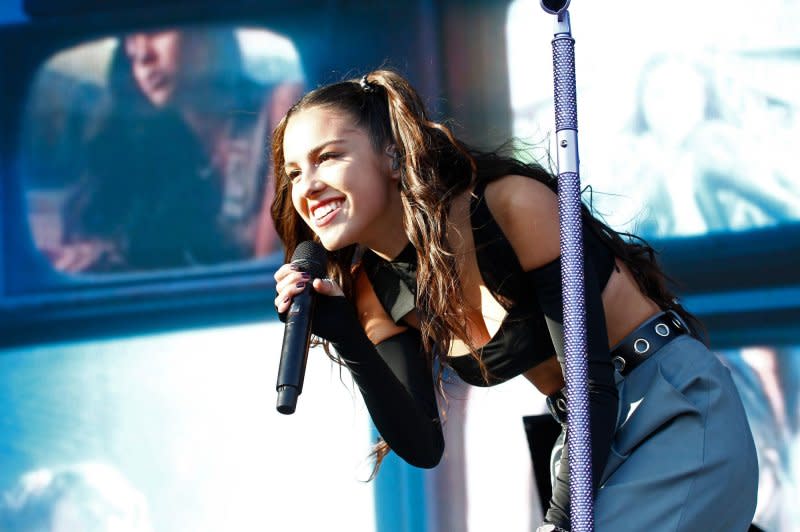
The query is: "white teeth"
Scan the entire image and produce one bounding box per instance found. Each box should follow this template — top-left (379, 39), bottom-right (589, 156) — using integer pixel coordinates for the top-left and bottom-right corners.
top-left (313, 200), bottom-right (342, 220)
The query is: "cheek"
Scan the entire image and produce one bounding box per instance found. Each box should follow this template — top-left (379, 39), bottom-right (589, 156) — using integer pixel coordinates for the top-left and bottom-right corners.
top-left (161, 48), bottom-right (181, 78)
top-left (131, 64), bottom-right (148, 89)
top-left (153, 35), bottom-right (181, 73)
top-left (289, 188), bottom-right (306, 218)
top-left (356, 171), bottom-right (394, 204)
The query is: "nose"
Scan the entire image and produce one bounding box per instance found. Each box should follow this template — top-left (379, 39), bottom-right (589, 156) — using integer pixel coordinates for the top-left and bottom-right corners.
top-left (295, 171), bottom-right (326, 199)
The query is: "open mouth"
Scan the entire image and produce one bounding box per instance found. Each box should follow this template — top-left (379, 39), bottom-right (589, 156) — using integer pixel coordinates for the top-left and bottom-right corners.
top-left (311, 199), bottom-right (344, 227)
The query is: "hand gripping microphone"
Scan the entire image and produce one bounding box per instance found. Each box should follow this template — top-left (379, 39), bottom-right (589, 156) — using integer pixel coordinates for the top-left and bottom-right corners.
top-left (276, 241), bottom-right (328, 415)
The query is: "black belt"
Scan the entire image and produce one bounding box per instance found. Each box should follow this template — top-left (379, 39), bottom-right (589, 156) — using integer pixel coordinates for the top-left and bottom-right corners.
top-left (546, 310), bottom-right (689, 424)
top-left (610, 310), bottom-right (688, 376)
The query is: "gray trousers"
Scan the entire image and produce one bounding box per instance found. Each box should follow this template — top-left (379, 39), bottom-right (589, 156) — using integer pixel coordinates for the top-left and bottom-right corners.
top-left (551, 335), bottom-right (759, 531)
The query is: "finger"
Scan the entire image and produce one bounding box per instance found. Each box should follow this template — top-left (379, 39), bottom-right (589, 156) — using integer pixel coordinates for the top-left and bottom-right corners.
top-left (275, 270), bottom-right (311, 294)
top-left (275, 293), bottom-right (289, 314)
top-left (277, 278), bottom-right (308, 301)
top-left (275, 281), bottom-right (308, 313)
top-left (273, 263), bottom-right (299, 283)
top-left (274, 261), bottom-right (309, 283)
top-left (275, 273), bottom-right (315, 310)
top-left (312, 277), bottom-right (343, 297)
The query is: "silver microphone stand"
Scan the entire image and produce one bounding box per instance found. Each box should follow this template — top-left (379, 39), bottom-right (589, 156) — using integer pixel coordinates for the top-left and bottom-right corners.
top-left (540, 1), bottom-right (593, 530)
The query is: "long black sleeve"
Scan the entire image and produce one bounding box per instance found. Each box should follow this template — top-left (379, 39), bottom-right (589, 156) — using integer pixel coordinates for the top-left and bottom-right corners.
top-left (526, 253), bottom-right (618, 529)
top-left (311, 294), bottom-right (444, 468)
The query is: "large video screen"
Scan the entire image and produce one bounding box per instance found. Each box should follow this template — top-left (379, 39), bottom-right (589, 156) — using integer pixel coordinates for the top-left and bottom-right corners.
top-left (507, 0), bottom-right (800, 240)
top-left (721, 346), bottom-right (800, 531)
top-left (21, 24), bottom-right (305, 275)
top-left (0, 323), bottom-right (376, 531)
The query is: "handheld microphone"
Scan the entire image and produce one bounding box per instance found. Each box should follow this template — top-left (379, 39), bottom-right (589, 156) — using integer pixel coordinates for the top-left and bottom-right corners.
top-left (276, 241), bottom-right (328, 415)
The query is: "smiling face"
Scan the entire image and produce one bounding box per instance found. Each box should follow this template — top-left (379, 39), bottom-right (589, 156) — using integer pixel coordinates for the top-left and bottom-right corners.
top-left (282, 106), bottom-right (404, 253)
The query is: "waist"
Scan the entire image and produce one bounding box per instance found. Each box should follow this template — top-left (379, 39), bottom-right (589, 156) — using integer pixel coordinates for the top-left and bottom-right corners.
top-left (610, 310), bottom-right (690, 376)
top-left (547, 310), bottom-right (691, 423)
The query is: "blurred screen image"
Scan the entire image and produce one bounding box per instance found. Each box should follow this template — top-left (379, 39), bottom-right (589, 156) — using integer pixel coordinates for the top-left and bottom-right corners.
top-left (21, 24), bottom-right (305, 275)
top-left (720, 346), bottom-right (800, 532)
top-left (507, 0), bottom-right (800, 240)
top-left (0, 323), bottom-right (377, 532)
top-left (505, 2), bottom-right (800, 530)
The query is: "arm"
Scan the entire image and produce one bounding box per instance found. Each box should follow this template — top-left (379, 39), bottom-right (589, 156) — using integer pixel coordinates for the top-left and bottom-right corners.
top-left (275, 267), bottom-right (443, 468)
top-left (485, 176), bottom-right (618, 528)
top-left (333, 320), bottom-right (444, 468)
top-left (527, 253), bottom-right (618, 527)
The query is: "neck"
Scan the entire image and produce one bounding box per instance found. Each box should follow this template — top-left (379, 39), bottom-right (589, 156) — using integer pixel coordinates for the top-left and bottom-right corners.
top-left (364, 193), bottom-right (409, 261)
top-left (369, 237), bottom-right (411, 262)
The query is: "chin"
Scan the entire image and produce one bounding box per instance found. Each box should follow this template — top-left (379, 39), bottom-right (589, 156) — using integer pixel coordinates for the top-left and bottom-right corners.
top-left (316, 232), bottom-right (355, 252)
top-left (318, 239), bottom-right (348, 252)
top-left (318, 240), bottom-right (337, 251)
top-left (149, 96), bottom-right (169, 108)
top-left (149, 90), bottom-right (174, 108)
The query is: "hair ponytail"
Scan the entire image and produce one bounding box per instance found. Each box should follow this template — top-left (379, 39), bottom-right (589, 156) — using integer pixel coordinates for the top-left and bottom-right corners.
top-left (365, 70), bottom-right (480, 363)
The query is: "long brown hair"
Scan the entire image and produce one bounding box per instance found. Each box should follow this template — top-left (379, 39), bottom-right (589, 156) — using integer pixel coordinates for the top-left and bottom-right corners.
top-left (270, 68), bottom-right (703, 468)
top-left (271, 69), bottom-right (479, 361)
top-left (272, 68), bottom-right (701, 352)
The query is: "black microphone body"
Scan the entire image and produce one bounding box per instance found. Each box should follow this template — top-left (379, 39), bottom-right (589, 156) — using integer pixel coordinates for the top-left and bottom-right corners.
top-left (276, 284), bottom-right (315, 414)
top-left (276, 241), bottom-right (327, 415)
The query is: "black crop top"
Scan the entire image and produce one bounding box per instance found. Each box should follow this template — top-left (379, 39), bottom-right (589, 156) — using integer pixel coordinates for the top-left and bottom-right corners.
top-left (361, 178), bottom-right (615, 386)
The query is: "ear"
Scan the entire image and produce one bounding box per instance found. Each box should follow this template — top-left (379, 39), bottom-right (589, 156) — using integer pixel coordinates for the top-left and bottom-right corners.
top-left (384, 144), bottom-right (401, 178)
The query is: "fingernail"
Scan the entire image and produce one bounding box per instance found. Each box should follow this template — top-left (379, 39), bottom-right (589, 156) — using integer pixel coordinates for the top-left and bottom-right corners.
top-left (296, 282), bottom-right (305, 288)
top-left (289, 264), bottom-right (299, 271)
top-left (301, 272), bottom-right (310, 279)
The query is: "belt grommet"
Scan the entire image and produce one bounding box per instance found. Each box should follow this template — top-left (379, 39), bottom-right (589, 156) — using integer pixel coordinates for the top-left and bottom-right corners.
top-left (613, 355), bottom-right (626, 372)
top-left (634, 338), bottom-right (650, 354)
top-left (655, 323), bottom-right (670, 337)
top-left (556, 397), bottom-right (567, 413)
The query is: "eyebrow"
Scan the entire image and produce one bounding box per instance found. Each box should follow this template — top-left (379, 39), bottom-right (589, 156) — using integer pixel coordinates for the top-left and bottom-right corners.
top-left (284, 138), bottom-right (348, 168)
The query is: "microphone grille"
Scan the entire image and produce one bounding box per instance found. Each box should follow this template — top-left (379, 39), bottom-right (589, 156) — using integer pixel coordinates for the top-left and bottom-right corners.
top-left (290, 241), bottom-right (328, 278)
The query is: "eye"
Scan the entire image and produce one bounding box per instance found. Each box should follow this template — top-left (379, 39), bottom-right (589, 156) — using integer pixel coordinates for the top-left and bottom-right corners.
top-left (317, 152), bottom-right (340, 165)
top-left (287, 169), bottom-right (301, 183)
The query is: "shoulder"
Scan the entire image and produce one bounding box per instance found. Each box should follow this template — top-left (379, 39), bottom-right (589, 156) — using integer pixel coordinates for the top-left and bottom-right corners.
top-left (483, 174), bottom-right (557, 212)
top-left (482, 174), bottom-right (560, 270)
top-left (353, 265), bottom-right (409, 345)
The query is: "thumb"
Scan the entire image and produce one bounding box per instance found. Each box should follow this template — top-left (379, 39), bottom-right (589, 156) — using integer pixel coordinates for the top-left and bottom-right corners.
top-left (312, 277), bottom-right (343, 297)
